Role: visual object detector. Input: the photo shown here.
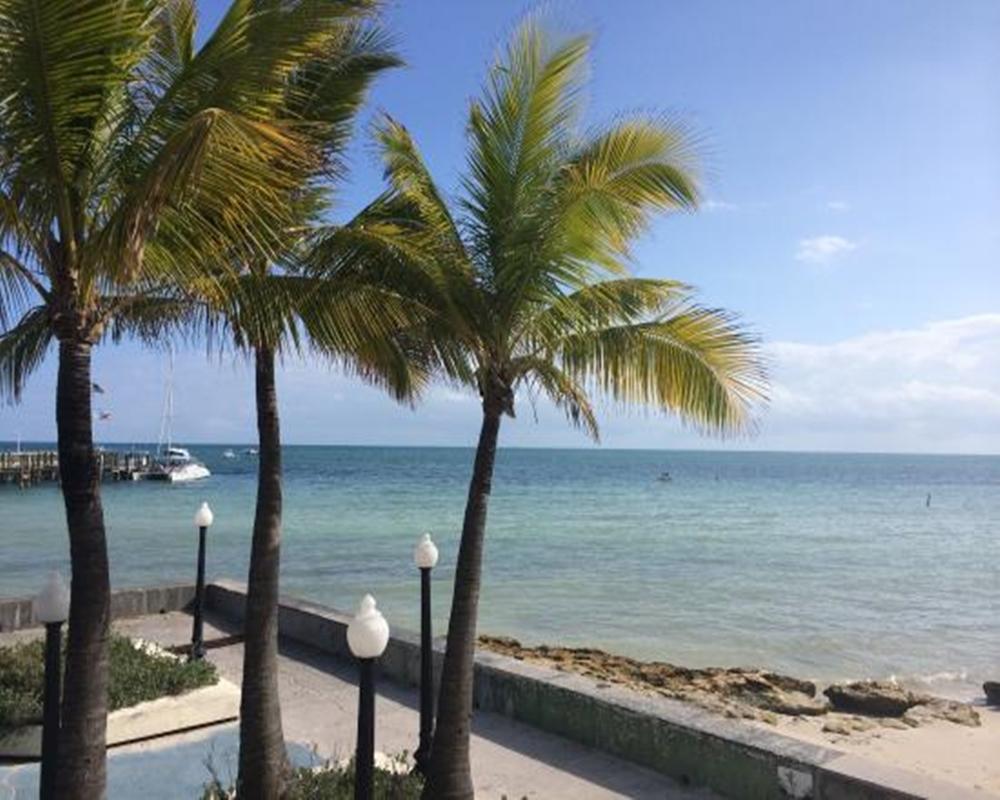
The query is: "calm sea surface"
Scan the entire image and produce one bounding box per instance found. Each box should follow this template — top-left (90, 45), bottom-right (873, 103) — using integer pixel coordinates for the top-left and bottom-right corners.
top-left (2, 446), bottom-right (997, 697)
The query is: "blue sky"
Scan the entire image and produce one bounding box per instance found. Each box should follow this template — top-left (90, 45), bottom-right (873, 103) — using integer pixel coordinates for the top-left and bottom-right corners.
top-left (3, 0), bottom-right (999, 452)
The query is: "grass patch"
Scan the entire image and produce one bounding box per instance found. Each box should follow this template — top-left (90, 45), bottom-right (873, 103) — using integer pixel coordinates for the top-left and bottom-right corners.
top-left (0, 633), bottom-right (217, 732)
top-left (202, 758), bottom-right (424, 799)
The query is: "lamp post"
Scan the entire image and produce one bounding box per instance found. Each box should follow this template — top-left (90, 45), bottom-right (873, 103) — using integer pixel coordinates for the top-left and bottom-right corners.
top-left (35, 570), bottom-right (69, 800)
top-left (191, 502), bottom-right (214, 660)
top-left (347, 594), bottom-right (389, 800)
top-left (412, 533), bottom-right (438, 774)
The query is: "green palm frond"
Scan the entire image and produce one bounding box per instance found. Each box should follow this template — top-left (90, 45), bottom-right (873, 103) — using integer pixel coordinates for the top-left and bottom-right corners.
top-left (102, 291), bottom-right (206, 347)
top-left (288, 22), bottom-right (401, 173)
top-left (462, 21), bottom-right (588, 270)
top-left (0, 0), bottom-right (158, 247)
top-left (101, 108), bottom-right (314, 281)
top-left (0, 251), bottom-right (45, 327)
top-left (555, 305), bottom-right (767, 432)
top-left (516, 356), bottom-right (598, 440)
top-left (548, 116), bottom-right (702, 270)
top-left (524, 277), bottom-right (689, 343)
top-left (374, 116), bottom-right (465, 256)
top-left (0, 306), bottom-right (52, 401)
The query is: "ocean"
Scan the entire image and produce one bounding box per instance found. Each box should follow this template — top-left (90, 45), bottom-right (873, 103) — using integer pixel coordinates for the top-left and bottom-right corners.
top-left (2, 445), bottom-right (996, 699)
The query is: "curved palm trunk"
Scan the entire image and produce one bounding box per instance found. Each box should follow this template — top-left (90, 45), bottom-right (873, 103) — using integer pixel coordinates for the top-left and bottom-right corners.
top-left (424, 405), bottom-right (503, 800)
top-left (237, 346), bottom-right (287, 798)
top-left (54, 339), bottom-right (110, 799)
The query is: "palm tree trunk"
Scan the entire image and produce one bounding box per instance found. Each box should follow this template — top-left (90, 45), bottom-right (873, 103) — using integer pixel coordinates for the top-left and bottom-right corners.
top-left (54, 339), bottom-right (110, 799)
top-left (423, 404), bottom-right (503, 800)
top-left (237, 346), bottom-right (287, 798)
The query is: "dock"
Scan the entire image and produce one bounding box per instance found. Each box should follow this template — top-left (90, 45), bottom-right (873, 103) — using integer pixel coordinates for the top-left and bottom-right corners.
top-left (0, 449), bottom-right (155, 488)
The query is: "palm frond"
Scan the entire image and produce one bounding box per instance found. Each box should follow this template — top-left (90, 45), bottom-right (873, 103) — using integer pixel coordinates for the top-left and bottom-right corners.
top-left (102, 291), bottom-right (205, 347)
top-left (516, 356), bottom-right (599, 440)
top-left (374, 116), bottom-right (465, 256)
top-left (523, 277), bottom-right (688, 345)
top-left (548, 116), bottom-right (702, 268)
top-left (0, 306), bottom-right (52, 401)
top-left (0, 0), bottom-right (158, 247)
top-left (101, 108), bottom-right (314, 282)
top-left (287, 22), bottom-right (401, 174)
top-left (461, 20), bottom-right (588, 257)
top-left (555, 304), bottom-right (767, 433)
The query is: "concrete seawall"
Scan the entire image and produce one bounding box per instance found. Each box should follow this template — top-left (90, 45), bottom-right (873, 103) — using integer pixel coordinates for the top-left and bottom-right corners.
top-left (0, 582), bottom-right (985, 800)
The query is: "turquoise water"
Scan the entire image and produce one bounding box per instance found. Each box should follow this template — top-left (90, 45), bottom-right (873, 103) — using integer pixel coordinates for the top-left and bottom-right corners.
top-left (2, 446), bottom-right (997, 697)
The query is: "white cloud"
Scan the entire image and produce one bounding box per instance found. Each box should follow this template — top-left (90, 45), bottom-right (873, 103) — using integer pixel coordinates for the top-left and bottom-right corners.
top-left (795, 234), bottom-right (857, 263)
top-left (826, 200), bottom-right (850, 212)
top-left (761, 314), bottom-right (1000, 452)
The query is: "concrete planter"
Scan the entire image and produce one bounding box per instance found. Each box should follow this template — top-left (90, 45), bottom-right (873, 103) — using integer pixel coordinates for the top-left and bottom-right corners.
top-left (0, 678), bottom-right (240, 759)
top-left (0, 638), bottom-right (239, 760)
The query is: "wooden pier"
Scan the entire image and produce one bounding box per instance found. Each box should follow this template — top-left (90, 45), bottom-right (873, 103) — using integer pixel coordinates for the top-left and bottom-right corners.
top-left (0, 449), bottom-right (155, 488)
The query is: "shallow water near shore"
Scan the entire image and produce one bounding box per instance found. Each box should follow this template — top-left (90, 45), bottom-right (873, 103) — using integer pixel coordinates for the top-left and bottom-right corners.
top-left (2, 446), bottom-right (997, 699)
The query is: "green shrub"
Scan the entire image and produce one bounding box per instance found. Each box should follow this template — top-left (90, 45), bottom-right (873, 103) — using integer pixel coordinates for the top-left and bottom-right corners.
top-left (201, 758), bottom-right (424, 799)
top-left (0, 633), bottom-right (217, 732)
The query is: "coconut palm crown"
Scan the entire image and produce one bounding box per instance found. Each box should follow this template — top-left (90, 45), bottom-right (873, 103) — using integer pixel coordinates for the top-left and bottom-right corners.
top-left (336, 20), bottom-right (768, 799)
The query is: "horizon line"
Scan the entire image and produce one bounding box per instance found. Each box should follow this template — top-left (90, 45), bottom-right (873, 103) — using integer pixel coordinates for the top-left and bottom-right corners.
top-left (1, 440), bottom-right (997, 459)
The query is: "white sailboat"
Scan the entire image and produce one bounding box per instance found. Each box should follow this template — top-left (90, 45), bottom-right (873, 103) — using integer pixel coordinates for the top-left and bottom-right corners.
top-left (149, 351), bottom-right (210, 483)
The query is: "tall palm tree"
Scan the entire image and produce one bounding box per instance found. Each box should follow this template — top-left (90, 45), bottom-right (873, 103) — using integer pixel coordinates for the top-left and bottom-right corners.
top-left (347, 21), bottom-right (768, 799)
top-left (178, 22), bottom-right (406, 796)
top-left (0, 1), bottom-right (378, 795)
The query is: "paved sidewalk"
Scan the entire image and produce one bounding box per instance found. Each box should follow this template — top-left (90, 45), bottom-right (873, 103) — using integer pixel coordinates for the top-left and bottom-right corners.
top-left (1, 612), bottom-right (715, 799)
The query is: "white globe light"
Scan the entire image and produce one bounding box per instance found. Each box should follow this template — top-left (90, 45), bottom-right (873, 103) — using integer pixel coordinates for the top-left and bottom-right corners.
top-left (194, 502), bottom-right (214, 529)
top-left (347, 594), bottom-right (389, 659)
top-left (35, 570), bottom-right (70, 624)
top-left (413, 533), bottom-right (439, 570)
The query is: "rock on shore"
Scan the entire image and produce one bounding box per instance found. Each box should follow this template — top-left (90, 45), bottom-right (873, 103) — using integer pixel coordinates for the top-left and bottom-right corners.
top-left (478, 636), bottom-right (981, 731)
top-left (823, 680), bottom-right (981, 727)
top-left (984, 681), bottom-right (1000, 706)
top-left (478, 635), bottom-right (828, 722)
top-left (823, 681), bottom-right (925, 716)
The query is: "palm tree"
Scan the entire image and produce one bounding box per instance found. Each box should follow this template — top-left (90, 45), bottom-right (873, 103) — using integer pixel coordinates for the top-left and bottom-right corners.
top-left (0, 1), bottom-right (379, 795)
top-left (348, 21), bottom-right (768, 799)
top-left (179, 24), bottom-right (407, 796)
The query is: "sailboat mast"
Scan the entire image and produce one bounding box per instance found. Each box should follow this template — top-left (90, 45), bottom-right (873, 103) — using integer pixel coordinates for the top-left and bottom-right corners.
top-left (157, 349), bottom-right (174, 457)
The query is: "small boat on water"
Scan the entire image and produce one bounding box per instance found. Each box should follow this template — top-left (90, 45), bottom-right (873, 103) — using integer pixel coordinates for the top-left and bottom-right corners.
top-left (223, 449), bottom-right (237, 459)
top-left (143, 350), bottom-right (211, 483)
top-left (147, 447), bottom-right (211, 483)
top-left (244, 447), bottom-right (258, 456)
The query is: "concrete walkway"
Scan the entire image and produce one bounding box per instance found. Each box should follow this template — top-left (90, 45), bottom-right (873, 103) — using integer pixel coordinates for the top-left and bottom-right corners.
top-left (2, 612), bottom-right (714, 799)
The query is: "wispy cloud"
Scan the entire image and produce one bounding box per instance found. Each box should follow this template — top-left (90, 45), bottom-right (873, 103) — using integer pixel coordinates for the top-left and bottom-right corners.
top-left (703, 199), bottom-right (738, 212)
top-left (795, 234), bottom-right (857, 264)
top-left (763, 314), bottom-right (1000, 451)
top-left (826, 200), bottom-right (850, 212)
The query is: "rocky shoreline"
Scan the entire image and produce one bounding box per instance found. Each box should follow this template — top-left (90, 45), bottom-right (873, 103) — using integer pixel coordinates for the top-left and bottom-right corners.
top-left (478, 635), bottom-right (987, 736)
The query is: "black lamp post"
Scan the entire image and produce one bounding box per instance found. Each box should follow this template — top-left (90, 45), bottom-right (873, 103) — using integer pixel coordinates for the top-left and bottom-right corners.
top-left (191, 502), bottom-right (214, 660)
top-left (412, 533), bottom-right (439, 774)
top-left (34, 571), bottom-right (70, 800)
top-left (347, 594), bottom-right (389, 800)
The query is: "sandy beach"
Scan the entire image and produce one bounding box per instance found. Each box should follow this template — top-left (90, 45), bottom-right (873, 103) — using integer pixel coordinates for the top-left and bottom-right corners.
top-left (763, 705), bottom-right (1000, 795)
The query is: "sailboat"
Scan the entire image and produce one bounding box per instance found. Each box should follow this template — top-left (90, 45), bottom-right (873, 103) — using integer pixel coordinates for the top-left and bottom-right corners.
top-left (147, 351), bottom-right (210, 483)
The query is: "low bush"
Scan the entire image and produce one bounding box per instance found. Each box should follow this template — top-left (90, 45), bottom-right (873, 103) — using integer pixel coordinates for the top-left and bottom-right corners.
top-left (201, 759), bottom-right (423, 799)
top-left (0, 633), bottom-right (217, 732)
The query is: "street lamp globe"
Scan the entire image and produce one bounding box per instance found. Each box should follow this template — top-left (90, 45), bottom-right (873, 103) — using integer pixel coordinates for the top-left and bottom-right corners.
top-left (347, 594), bottom-right (389, 659)
top-left (413, 533), bottom-right (439, 570)
top-left (35, 571), bottom-right (70, 625)
top-left (194, 502), bottom-right (214, 529)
